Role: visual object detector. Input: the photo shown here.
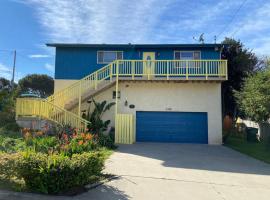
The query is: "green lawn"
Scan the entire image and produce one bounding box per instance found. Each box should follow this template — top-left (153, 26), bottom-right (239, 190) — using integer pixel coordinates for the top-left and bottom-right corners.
top-left (225, 136), bottom-right (270, 164)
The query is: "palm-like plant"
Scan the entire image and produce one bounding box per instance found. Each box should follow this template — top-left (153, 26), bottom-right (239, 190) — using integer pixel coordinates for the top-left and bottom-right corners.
top-left (84, 99), bottom-right (115, 134)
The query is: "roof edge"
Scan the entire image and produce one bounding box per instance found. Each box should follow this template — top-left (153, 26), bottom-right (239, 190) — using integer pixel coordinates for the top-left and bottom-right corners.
top-left (46, 43), bottom-right (223, 48)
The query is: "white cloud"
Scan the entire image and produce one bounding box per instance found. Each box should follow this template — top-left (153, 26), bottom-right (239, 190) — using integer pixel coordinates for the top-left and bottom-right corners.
top-left (20, 0), bottom-right (270, 56)
top-left (29, 54), bottom-right (51, 58)
top-left (44, 63), bottom-right (54, 72)
top-left (23, 0), bottom-right (174, 43)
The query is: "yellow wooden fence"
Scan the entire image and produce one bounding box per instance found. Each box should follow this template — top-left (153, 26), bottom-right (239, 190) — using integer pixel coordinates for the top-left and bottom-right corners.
top-left (115, 114), bottom-right (135, 144)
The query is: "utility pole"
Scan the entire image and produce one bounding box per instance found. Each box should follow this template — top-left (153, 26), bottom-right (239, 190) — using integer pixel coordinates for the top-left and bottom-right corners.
top-left (11, 50), bottom-right (16, 89)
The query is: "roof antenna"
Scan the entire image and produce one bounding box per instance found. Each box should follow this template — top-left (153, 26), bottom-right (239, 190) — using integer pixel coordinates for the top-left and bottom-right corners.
top-left (214, 35), bottom-right (217, 44)
top-left (193, 33), bottom-right (205, 44)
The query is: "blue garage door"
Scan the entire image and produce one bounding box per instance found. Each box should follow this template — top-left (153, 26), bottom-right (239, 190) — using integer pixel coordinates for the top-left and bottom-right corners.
top-left (136, 111), bottom-right (208, 143)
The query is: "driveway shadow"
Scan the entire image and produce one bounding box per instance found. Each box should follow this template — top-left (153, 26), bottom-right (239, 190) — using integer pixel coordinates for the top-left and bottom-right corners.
top-left (0, 183), bottom-right (129, 200)
top-left (116, 143), bottom-right (270, 175)
top-left (77, 183), bottom-right (130, 200)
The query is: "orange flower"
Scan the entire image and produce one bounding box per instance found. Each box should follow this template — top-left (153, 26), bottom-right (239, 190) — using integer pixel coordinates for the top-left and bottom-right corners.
top-left (72, 133), bottom-right (77, 138)
top-left (85, 133), bottom-right (92, 140)
top-left (24, 131), bottom-right (32, 139)
top-left (36, 131), bottom-right (44, 136)
top-left (78, 140), bottom-right (83, 145)
top-left (63, 133), bottom-right (68, 140)
top-left (81, 133), bottom-right (85, 138)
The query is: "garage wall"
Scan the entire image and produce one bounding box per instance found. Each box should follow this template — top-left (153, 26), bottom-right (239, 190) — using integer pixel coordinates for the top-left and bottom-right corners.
top-left (80, 81), bottom-right (222, 144)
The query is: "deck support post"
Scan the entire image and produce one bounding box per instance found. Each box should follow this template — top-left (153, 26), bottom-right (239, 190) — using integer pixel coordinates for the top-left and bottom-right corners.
top-left (115, 61), bottom-right (119, 143)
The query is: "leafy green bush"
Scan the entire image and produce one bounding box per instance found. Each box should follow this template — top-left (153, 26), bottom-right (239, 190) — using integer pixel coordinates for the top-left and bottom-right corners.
top-left (31, 137), bottom-right (58, 154)
top-left (0, 122), bottom-right (21, 132)
top-left (0, 112), bottom-right (15, 127)
top-left (15, 151), bottom-right (105, 194)
top-left (0, 136), bottom-right (26, 153)
top-left (97, 133), bottom-right (116, 149)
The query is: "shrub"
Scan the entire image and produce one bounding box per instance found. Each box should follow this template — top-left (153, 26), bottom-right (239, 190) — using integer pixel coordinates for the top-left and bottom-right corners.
top-left (0, 136), bottom-right (26, 153)
top-left (31, 137), bottom-right (58, 154)
top-left (97, 133), bottom-right (116, 149)
top-left (0, 152), bottom-right (21, 179)
top-left (0, 112), bottom-right (15, 128)
top-left (0, 122), bottom-right (20, 132)
top-left (16, 151), bottom-right (105, 194)
top-left (0, 130), bottom-right (22, 138)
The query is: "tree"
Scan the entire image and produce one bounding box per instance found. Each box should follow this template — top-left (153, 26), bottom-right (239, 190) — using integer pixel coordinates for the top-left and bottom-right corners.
top-left (17, 74), bottom-right (54, 98)
top-left (234, 64), bottom-right (270, 140)
top-left (0, 77), bottom-right (10, 87)
top-left (221, 38), bottom-right (261, 117)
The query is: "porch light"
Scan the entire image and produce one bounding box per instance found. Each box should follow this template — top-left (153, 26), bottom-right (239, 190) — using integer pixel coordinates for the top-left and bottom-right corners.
top-left (124, 98), bottom-right (128, 106)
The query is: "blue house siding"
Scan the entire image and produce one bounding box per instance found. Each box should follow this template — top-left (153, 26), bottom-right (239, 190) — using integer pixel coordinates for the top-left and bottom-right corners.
top-left (54, 46), bottom-right (221, 80)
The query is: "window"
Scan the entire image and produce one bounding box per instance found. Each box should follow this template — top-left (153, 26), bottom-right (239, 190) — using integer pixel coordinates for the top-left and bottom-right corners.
top-left (97, 51), bottom-right (123, 64)
top-left (112, 91), bottom-right (121, 99)
top-left (174, 51), bottom-right (201, 60)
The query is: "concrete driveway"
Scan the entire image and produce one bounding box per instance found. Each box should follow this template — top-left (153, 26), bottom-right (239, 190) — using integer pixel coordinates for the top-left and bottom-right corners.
top-left (1, 143), bottom-right (270, 200)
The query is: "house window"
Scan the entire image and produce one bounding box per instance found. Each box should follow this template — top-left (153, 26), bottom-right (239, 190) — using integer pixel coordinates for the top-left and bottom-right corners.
top-left (174, 51), bottom-right (201, 60)
top-left (112, 91), bottom-right (120, 99)
top-left (97, 51), bottom-right (123, 64)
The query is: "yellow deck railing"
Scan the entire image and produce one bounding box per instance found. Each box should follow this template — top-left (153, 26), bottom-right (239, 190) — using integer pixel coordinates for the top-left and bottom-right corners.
top-left (114, 60), bottom-right (227, 79)
top-left (16, 98), bottom-right (90, 132)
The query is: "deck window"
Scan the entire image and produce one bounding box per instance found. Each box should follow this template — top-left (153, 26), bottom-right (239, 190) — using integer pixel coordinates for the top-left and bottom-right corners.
top-left (174, 51), bottom-right (201, 60)
top-left (97, 51), bottom-right (123, 64)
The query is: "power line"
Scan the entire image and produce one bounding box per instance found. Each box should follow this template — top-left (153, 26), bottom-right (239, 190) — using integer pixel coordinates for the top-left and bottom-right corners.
top-left (216, 0), bottom-right (248, 40)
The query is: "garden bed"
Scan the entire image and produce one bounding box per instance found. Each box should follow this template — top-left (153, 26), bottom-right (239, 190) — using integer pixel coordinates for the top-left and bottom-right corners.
top-left (0, 126), bottom-right (115, 194)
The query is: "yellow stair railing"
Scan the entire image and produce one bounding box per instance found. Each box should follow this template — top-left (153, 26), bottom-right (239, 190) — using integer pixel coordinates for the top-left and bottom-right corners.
top-left (47, 61), bottom-right (117, 110)
top-left (16, 98), bottom-right (90, 132)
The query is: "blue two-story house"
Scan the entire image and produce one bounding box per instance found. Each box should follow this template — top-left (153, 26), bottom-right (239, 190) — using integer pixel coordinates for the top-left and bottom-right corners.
top-left (17, 43), bottom-right (227, 145)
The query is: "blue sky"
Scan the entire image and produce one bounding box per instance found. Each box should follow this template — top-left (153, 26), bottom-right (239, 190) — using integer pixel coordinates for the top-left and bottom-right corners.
top-left (0, 0), bottom-right (270, 81)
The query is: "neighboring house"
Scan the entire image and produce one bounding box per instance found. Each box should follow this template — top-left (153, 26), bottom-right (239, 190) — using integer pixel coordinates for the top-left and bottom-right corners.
top-left (16, 43), bottom-right (228, 145)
